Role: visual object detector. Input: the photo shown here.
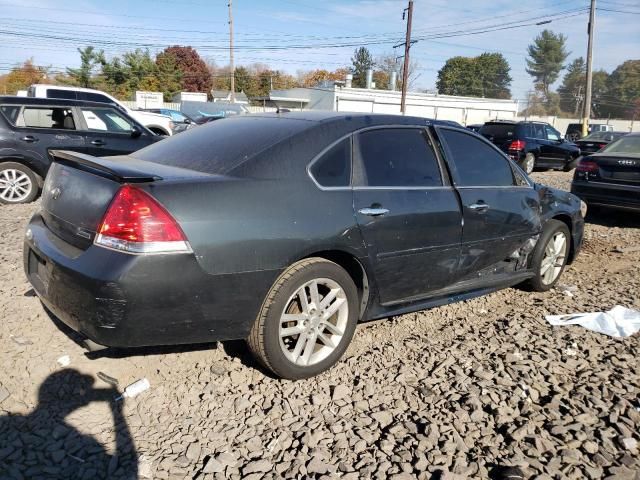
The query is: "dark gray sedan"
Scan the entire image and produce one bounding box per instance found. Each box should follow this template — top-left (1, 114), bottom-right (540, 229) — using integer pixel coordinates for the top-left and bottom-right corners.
top-left (24, 112), bottom-right (585, 379)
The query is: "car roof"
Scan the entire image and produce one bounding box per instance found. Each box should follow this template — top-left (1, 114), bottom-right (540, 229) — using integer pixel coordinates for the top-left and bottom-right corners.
top-left (0, 96), bottom-right (119, 108)
top-left (29, 83), bottom-right (111, 94)
top-left (245, 111), bottom-right (462, 128)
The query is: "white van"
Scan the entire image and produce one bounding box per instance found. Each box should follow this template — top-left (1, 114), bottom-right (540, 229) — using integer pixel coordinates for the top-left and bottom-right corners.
top-left (28, 84), bottom-right (174, 136)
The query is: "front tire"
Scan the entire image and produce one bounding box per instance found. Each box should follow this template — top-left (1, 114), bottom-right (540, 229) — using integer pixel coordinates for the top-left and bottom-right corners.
top-left (0, 162), bottom-right (39, 204)
top-left (247, 258), bottom-right (359, 379)
top-left (527, 220), bottom-right (571, 291)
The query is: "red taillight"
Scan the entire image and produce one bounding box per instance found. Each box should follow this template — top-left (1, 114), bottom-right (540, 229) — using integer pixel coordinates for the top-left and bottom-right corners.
top-left (95, 185), bottom-right (190, 254)
top-left (509, 139), bottom-right (526, 151)
top-left (576, 159), bottom-right (599, 173)
top-left (597, 143), bottom-right (607, 149)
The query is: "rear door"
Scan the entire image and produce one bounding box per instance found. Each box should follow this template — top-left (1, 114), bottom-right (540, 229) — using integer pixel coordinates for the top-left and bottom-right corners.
top-left (10, 104), bottom-right (86, 174)
top-left (435, 127), bottom-right (541, 279)
top-left (352, 127), bottom-right (462, 305)
top-left (77, 105), bottom-right (154, 156)
top-left (542, 125), bottom-right (567, 166)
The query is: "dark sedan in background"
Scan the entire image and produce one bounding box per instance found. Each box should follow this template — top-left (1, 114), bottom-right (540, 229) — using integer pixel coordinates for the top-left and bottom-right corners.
top-left (574, 131), bottom-right (627, 156)
top-left (24, 112), bottom-right (585, 379)
top-left (572, 133), bottom-right (640, 212)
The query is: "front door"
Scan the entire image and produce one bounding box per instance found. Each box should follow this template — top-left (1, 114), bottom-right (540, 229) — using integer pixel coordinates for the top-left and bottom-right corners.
top-left (77, 106), bottom-right (151, 157)
top-left (436, 127), bottom-right (542, 280)
top-left (353, 127), bottom-right (462, 305)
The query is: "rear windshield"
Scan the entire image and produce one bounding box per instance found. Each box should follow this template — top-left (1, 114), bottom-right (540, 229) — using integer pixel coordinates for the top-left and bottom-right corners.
top-left (132, 116), bottom-right (314, 174)
top-left (479, 123), bottom-right (515, 139)
top-left (602, 135), bottom-right (640, 155)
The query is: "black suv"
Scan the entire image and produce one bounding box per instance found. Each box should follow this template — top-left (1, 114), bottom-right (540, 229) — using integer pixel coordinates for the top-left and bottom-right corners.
top-left (480, 121), bottom-right (580, 174)
top-left (0, 96), bottom-right (159, 204)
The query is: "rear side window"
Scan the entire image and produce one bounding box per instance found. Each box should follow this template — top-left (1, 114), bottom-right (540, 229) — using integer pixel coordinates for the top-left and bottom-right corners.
top-left (439, 129), bottom-right (515, 187)
top-left (17, 106), bottom-right (77, 130)
top-left (357, 128), bottom-right (442, 187)
top-left (46, 89), bottom-right (77, 100)
top-left (310, 138), bottom-right (351, 187)
top-left (132, 116), bottom-right (314, 174)
top-left (0, 105), bottom-right (21, 124)
top-left (78, 92), bottom-right (112, 103)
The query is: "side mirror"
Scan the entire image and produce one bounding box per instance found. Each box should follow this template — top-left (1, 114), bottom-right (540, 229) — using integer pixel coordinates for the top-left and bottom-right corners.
top-left (131, 125), bottom-right (142, 138)
top-left (184, 118), bottom-right (192, 124)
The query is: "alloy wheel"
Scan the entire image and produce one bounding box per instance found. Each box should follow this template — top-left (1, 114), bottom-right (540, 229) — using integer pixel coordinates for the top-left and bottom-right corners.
top-left (540, 231), bottom-right (568, 285)
top-left (524, 153), bottom-right (535, 174)
top-left (0, 169), bottom-right (33, 203)
top-left (279, 278), bottom-right (349, 366)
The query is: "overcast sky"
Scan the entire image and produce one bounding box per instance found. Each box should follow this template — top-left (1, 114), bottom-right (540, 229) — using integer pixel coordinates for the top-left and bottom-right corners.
top-left (1, 0), bottom-right (638, 103)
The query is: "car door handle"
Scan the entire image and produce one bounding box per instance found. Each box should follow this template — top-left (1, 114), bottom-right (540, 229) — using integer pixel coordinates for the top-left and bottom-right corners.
top-left (91, 139), bottom-right (106, 146)
top-left (469, 203), bottom-right (490, 212)
top-left (21, 135), bottom-right (38, 143)
top-left (358, 207), bottom-right (389, 217)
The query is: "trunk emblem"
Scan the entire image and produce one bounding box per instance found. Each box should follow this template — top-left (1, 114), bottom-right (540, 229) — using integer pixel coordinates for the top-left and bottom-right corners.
top-left (51, 187), bottom-right (62, 200)
top-left (618, 160), bottom-right (636, 166)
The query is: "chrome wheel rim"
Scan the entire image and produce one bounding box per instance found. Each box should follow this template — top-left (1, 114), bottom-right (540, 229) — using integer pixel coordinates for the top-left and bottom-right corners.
top-left (279, 278), bottom-right (349, 367)
top-left (525, 153), bottom-right (535, 174)
top-left (540, 231), bottom-right (568, 285)
top-left (0, 169), bottom-right (32, 202)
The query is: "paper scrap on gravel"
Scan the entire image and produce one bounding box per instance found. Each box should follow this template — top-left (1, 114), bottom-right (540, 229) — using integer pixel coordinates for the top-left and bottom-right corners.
top-left (545, 305), bottom-right (640, 338)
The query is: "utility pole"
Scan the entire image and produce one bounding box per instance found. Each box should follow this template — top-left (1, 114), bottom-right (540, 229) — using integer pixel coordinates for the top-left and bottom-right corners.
top-left (400, 0), bottom-right (414, 114)
top-left (582, 0), bottom-right (596, 137)
top-left (228, 0), bottom-right (235, 103)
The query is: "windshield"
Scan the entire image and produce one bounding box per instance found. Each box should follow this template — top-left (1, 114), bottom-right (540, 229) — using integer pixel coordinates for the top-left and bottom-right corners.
top-left (479, 123), bottom-right (515, 139)
top-left (602, 135), bottom-right (640, 155)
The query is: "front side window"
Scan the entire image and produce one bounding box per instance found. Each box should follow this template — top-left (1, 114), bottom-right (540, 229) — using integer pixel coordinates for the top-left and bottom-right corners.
top-left (310, 137), bottom-right (351, 187)
top-left (439, 129), bottom-right (515, 187)
top-left (545, 125), bottom-right (561, 141)
top-left (81, 107), bottom-right (134, 133)
top-left (16, 106), bottom-right (77, 130)
top-left (357, 128), bottom-right (442, 187)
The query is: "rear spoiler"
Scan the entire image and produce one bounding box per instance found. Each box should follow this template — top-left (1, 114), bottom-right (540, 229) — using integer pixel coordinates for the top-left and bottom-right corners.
top-left (50, 150), bottom-right (162, 183)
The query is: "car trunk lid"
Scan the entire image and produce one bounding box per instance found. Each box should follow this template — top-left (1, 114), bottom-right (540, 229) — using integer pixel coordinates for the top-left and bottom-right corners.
top-left (590, 154), bottom-right (640, 184)
top-left (41, 150), bottom-right (209, 250)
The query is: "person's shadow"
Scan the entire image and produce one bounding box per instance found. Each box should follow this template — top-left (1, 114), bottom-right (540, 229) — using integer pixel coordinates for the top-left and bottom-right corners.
top-left (0, 369), bottom-right (138, 479)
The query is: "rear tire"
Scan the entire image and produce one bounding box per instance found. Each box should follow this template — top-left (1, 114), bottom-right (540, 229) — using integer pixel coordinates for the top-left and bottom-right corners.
top-left (247, 258), bottom-right (359, 379)
top-left (0, 162), bottom-right (39, 204)
top-left (567, 131), bottom-right (581, 142)
top-left (527, 220), bottom-right (571, 292)
top-left (522, 152), bottom-right (536, 174)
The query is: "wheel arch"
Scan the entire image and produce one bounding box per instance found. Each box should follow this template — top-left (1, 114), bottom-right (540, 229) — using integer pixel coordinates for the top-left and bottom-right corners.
top-left (301, 250), bottom-right (370, 320)
top-left (0, 156), bottom-right (45, 187)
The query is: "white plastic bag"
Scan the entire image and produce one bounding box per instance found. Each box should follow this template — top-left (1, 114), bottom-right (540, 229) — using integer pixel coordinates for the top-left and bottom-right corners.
top-left (545, 305), bottom-right (640, 338)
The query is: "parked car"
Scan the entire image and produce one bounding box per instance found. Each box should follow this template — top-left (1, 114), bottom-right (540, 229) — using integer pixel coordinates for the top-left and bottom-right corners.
top-left (480, 120), bottom-right (580, 174)
top-left (141, 108), bottom-right (195, 134)
top-left (28, 84), bottom-right (174, 136)
top-left (180, 101), bottom-right (249, 125)
top-left (574, 131), bottom-right (627, 156)
top-left (0, 96), bottom-right (159, 204)
top-left (23, 112), bottom-right (585, 379)
top-left (571, 132), bottom-right (640, 212)
top-left (565, 123), bottom-right (614, 142)
top-left (466, 124), bottom-right (484, 133)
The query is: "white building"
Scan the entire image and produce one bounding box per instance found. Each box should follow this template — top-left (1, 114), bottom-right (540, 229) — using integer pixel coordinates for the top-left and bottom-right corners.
top-left (260, 85), bottom-right (519, 125)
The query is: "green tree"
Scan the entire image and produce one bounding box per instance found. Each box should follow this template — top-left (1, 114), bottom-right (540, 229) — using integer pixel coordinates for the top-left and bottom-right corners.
top-left (558, 57), bottom-right (586, 114)
top-left (351, 47), bottom-right (375, 88)
top-left (526, 30), bottom-right (569, 98)
top-left (591, 70), bottom-right (610, 118)
top-left (436, 53), bottom-right (511, 98)
top-left (66, 46), bottom-right (104, 88)
top-left (603, 60), bottom-right (640, 118)
top-left (100, 49), bottom-right (164, 99)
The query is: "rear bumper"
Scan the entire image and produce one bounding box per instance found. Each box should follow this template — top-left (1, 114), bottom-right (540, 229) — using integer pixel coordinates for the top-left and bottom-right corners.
top-left (571, 180), bottom-right (640, 212)
top-left (24, 213), bottom-right (280, 348)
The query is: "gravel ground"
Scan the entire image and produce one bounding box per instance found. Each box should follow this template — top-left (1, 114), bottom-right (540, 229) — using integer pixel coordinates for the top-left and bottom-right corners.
top-left (1, 170), bottom-right (639, 480)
